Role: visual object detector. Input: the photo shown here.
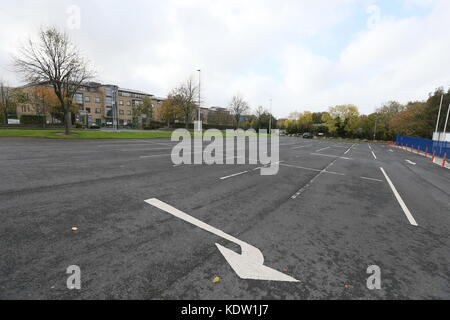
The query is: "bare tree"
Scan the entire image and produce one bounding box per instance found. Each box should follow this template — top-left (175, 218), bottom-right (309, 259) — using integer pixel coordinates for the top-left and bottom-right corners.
top-left (14, 27), bottom-right (95, 134)
top-left (229, 94), bottom-right (250, 129)
top-left (171, 78), bottom-right (198, 129)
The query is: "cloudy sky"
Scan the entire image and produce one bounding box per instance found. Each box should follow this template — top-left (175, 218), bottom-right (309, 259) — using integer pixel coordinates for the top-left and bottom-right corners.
top-left (1, 0), bottom-right (449, 117)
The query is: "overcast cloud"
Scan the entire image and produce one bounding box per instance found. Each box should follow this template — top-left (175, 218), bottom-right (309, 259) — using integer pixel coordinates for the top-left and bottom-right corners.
top-left (0, 0), bottom-right (449, 117)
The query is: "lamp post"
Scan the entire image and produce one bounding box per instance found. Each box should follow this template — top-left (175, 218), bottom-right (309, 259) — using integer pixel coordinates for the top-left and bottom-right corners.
top-left (373, 116), bottom-right (378, 141)
top-left (269, 99), bottom-right (273, 134)
top-left (197, 69), bottom-right (201, 132)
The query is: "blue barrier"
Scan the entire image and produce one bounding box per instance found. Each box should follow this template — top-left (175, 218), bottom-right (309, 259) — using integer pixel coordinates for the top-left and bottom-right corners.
top-left (396, 135), bottom-right (449, 158)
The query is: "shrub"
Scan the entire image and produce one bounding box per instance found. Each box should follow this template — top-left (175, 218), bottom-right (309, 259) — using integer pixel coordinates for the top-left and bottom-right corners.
top-left (20, 115), bottom-right (46, 125)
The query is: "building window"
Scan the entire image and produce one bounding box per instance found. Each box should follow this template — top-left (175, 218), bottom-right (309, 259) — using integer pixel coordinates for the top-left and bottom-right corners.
top-left (86, 108), bottom-right (91, 114)
top-left (119, 100), bottom-right (124, 105)
top-left (95, 97), bottom-right (100, 103)
top-left (95, 108), bottom-right (101, 114)
top-left (85, 96), bottom-right (90, 103)
top-left (119, 109), bottom-right (124, 115)
top-left (127, 101), bottom-right (131, 106)
top-left (127, 110), bottom-right (132, 115)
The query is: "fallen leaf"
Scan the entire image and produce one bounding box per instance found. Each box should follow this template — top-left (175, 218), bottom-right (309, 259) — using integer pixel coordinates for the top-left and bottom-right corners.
top-left (72, 227), bottom-right (78, 231)
top-left (213, 276), bottom-right (220, 283)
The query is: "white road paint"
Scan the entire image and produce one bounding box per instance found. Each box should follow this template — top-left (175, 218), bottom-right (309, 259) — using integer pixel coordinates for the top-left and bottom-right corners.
top-left (371, 151), bottom-right (377, 159)
top-left (140, 153), bottom-right (172, 159)
top-left (280, 163), bottom-right (345, 176)
top-left (291, 145), bottom-right (310, 150)
top-left (121, 147), bottom-right (172, 152)
top-left (220, 171), bottom-right (249, 180)
top-left (369, 144), bottom-right (373, 150)
top-left (291, 159), bottom-right (340, 199)
top-left (316, 146), bottom-right (331, 153)
top-left (360, 176), bottom-right (383, 182)
top-left (389, 150), bottom-right (394, 153)
top-left (145, 198), bottom-right (299, 282)
top-left (310, 153), bottom-right (352, 160)
top-left (254, 161), bottom-right (284, 171)
top-left (380, 168), bottom-right (418, 226)
top-left (405, 160), bottom-right (416, 165)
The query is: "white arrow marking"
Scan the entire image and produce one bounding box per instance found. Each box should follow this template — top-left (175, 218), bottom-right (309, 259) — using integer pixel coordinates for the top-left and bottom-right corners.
top-left (405, 160), bottom-right (416, 165)
top-left (145, 198), bottom-right (299, 282)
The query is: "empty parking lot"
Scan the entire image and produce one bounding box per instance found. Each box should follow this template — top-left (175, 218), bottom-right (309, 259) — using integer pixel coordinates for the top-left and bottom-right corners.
top-left (0, 136), bottom-right (449, 299)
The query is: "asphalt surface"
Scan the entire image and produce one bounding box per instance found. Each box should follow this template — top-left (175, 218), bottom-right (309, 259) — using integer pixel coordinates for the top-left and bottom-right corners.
top-left (0, 136), bottom-right (449, 299)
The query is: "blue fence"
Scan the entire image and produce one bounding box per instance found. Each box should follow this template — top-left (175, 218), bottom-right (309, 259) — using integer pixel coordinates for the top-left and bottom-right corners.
top-left (396, 135), bottom-right (449, 158)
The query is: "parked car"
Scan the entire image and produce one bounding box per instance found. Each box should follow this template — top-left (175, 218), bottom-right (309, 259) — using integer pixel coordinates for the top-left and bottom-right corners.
top-left (303, 132), bottom-right (314, 139)
top-left (89, 123), bottom-right (101, 129)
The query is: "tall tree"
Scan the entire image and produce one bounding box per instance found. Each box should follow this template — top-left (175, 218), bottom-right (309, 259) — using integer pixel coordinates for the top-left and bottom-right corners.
top-left (0, 83), bottom-right (28, 124)
top-left (14, 27), bottom-right (95, 134)
top-left (133, 96), bottom-right (154, 128)
top-left (170, 78), bottom-right (198, 129)
top-left (160, 95), bottom-right (182, 128)
top-left (30, 86), bottom-right (60, 128)
top-left (229, 94), bottom-right (249, 129)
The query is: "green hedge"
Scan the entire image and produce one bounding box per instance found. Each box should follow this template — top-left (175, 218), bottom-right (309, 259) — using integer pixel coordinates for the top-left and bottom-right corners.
top-left (20, 115), bottom-right (46, 125)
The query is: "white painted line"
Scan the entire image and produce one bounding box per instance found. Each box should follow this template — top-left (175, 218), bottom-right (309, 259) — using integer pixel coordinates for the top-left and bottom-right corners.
top-left (371, 151), bottom-right (377, 159)
top-left (310, 153), bottom-right (353, 160)
top-left (389, 150), bottom-right (394, 153)
top-left (380, 168), bottom-right (418, 226)
top-left (360, 176), bottom-right (383, 182)
top-left (291, 158), bottom-right (341, 199)
top-left (405, 160), bottom-right (416, 165)
top-left (145, 198), bottom-right (298, 282)
top-left (291, 145), bottom-right (309, 150)
top-left (281, 163), bottom-right (345, 176)
top-left (220, 171), bottom-right (249, 180)
top-left (121, 147), bottom-right (172, 152)
top-left (369, 144), bottom-right (373, 150)
top-left (316, 146), bottom-right (330, 152)
top-left (140, 153), bottom-right (172, 159)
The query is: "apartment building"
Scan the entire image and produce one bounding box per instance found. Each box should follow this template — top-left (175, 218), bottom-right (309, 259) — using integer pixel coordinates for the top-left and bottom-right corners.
top-left (17, 82), bottom-right (164, 127)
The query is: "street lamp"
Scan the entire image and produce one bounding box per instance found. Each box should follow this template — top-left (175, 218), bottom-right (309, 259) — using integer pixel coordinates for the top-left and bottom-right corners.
top-left (373, 116), bottom-right (378, 141)
top-left (269, 99), bottom-right (273, 134)
top-left (197, 69), bottom-right (201, 132)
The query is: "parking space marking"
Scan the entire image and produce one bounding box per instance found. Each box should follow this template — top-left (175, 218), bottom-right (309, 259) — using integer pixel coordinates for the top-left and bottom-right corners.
top-left (316, 146), bottom-right (331, 152)
top-left (290, 159), bottom-right (341, 199)
top-left (280, 163), bottom-right (345, 176)
top-left (121, 147), bottom-right (172, 152)
top-left (360, 176), bottom-right (383, 182)
top-left (310, 153), bottom-right (353, 160)
top-left (291, 145), bottom-right (311, 150)
top-left (220, 171), bottom-right (249, 180)
top-left (371, 151), bottom-right (377, 159)
top-left (140, 153), bottom-right (172, 159)
top-left (380, 167), bottom-right (418, 226)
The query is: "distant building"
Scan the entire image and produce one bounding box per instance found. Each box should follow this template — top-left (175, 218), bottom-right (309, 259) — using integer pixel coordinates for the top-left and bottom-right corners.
top-left (16, 82), bottom-right (165, 127)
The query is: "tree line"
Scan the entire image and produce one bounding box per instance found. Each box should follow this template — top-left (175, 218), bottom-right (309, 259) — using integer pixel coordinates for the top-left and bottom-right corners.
top-left (279, 88), bottom-right (450, 141)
